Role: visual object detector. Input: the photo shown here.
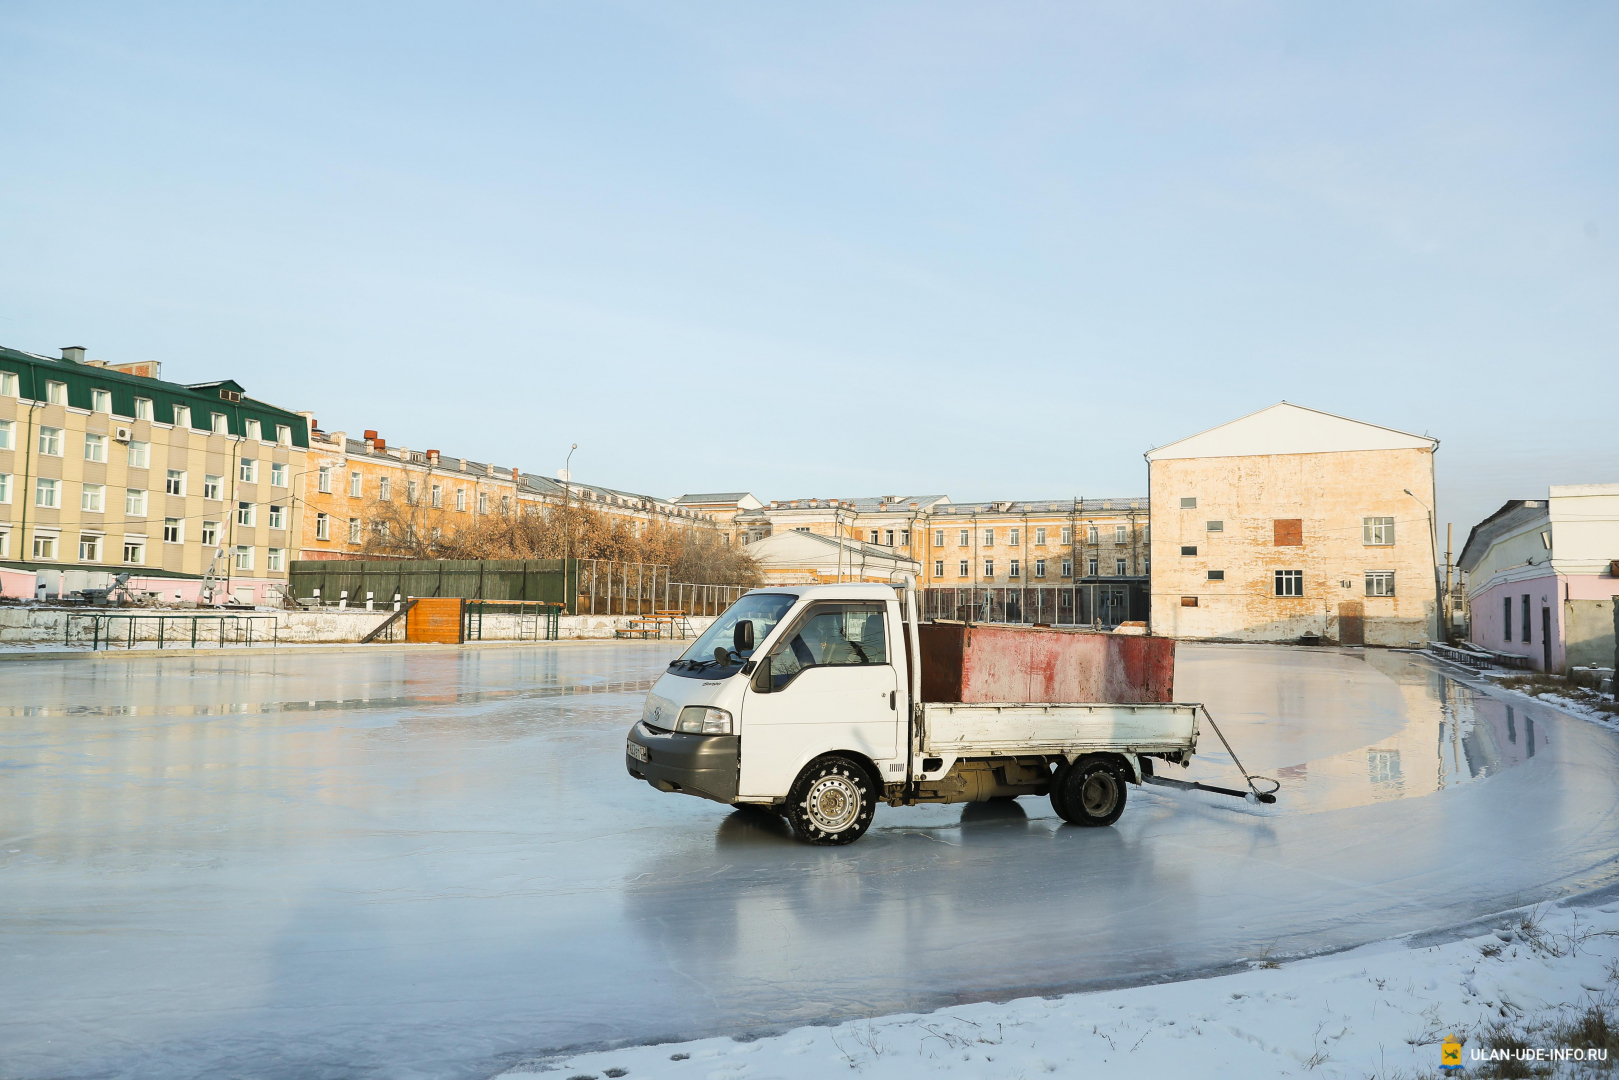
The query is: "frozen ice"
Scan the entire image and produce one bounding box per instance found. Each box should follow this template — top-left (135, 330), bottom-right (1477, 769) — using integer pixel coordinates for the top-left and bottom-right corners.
top-left (1, 642), bottom-right (1616, 1078)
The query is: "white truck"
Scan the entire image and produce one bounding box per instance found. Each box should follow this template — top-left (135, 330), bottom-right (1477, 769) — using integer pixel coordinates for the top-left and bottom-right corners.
top-left (626, 581), bottom-right (1271, 845)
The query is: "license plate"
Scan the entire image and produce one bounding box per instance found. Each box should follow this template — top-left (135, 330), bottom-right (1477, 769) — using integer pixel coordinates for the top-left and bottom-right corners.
top-left (626, 741), bottom-right (648, 762)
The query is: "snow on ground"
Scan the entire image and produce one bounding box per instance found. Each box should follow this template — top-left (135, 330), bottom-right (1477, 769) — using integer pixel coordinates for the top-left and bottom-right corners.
top-left (509, 898), bottom-right (1619, 1079)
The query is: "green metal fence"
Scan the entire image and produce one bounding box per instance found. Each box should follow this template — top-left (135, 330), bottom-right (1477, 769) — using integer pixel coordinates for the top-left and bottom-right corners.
top-left (289, 559), bottom-right (580, 613)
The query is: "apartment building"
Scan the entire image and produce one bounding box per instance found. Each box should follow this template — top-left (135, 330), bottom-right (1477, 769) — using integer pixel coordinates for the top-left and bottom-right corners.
top-left (0, 344), bottom-right (308, 603)
top-left (300, 425), bottom-right (730, 561)
top-left (1146, 402), bottom-right (1440, 645)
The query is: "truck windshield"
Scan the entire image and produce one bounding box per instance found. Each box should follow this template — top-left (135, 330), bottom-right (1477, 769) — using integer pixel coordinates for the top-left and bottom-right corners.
top-left (668, 593), bottom-right (799, 679)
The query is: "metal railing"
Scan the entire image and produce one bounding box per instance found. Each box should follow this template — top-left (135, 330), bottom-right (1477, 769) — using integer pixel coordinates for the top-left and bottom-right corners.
top-left (463, 600), bottom-right (563, 641)
top-left (917, 585), bottom-right (1146, 628)
top-left (576, 559), bottom-right (747, 617)
top-left (66, 612), bottom-right (283, 651)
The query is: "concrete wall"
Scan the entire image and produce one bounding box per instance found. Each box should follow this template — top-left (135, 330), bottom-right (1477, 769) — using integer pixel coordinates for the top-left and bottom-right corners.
top-left (1565, 598), bottom-right (1617, 671)
top-left (1149, 447), bottom-right (1438, 645)
top-left (0, 605), bottom-right (716, 647)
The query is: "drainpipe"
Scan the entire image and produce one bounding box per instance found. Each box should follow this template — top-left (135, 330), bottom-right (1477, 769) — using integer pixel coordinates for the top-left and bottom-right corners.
top-left (17, 366), bottom-right (43, 569)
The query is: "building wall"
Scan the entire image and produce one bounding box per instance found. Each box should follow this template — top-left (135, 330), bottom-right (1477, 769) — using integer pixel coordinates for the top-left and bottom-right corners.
top-left (1466, 571), bottom-right (1561, 670)
top-left (1149, 448), bottom-right (1438, 644)
top-left (917, 504), bottom-right (1147, 591)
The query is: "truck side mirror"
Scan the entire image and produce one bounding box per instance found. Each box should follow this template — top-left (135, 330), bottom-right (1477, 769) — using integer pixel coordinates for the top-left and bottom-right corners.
top-left (751, 654), bottom-right (772, 693)
top-left (734, 619), bottom-right (754, 652)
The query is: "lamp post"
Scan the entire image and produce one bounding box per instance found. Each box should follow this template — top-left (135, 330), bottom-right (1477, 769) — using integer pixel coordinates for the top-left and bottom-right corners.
top-left (564, 444), bottom-right (577, 611)
top-left (1404, 488), bottom-right (1442, 643)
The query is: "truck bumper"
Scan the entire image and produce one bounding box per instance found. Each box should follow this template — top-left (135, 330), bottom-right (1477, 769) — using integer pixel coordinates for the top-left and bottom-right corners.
top-left (625, 721), bottom-right (739, 805)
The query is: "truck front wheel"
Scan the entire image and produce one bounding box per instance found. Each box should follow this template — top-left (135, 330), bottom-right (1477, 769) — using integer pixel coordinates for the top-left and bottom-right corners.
top-left (787, 756), bottom-right (876, 845)
top-left (1054, 756), bottom-right (1127, 827)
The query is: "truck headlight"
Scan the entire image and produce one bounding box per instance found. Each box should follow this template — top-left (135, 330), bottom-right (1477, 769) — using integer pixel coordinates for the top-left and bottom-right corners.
top-left (676, 706), bottom-right (733, 734)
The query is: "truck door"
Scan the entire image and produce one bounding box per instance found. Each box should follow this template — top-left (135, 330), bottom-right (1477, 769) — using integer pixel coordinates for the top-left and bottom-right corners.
top-left (738, 602), bottom-right (899, 798)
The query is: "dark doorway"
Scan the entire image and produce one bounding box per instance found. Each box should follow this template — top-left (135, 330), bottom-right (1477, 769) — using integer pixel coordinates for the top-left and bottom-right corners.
top-left (1542, 607), bottom-right (1552, 671)
top-left (1338, 602), bottom-right (1365, 646)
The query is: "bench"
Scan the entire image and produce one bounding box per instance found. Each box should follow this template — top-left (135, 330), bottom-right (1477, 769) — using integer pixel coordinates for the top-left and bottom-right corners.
top-left (616, 619), bottom-right (663, 640)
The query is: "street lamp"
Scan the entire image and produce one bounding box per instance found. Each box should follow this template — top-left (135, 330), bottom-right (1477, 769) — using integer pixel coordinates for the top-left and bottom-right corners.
top-left (1404, 488), bottom-right (1442, 642)
top-left (564, 444), bottom-right (577, 610)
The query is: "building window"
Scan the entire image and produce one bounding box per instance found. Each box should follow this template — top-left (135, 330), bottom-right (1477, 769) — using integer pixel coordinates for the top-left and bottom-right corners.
top-left (267, 548), bottom-right (284, 572)
top-left (1035, 527), bottom-right (1046, 546)
top-left (236, 502), bottom-right (254, 526)
top-left (34, 477), bottom-right (60, 508)
top-left (0, 473), bottom-right (12, 503)
top-left (501, 495), bottom-right (510, 513)
top-left (1009, 559), bottom-right (1021, 578)
top-left (350, 471), bottom-right (363, 497)
top-left (1503, 596), bottom-right (1513, 641)
top-left (983, 529), bottom-right (994, 546)
top-left (173, 405), bottom-right (190, 428)
top-left (380, 476), bottom-right (392, 501)
top-left (276, 424), bottom-right (292, 446)
top-left (1116, 558), bottom-right (1128, 575)
top-left (958, 529), bottom-right (969, 546)
top-left (348, 518), bottom-right (361, 543)
top-left (91, 388), bottom-right (111, 413)
top-left (1088, 557), bottom-right (1098, 576)
top-left (1207, 570), bottom-right (1225, 581)
top-left (1206, 520), bottom-right (1223, 532)
top-left (0, 529), bottom-right (8, 557)
top-left (456, 488), bottom-right (467, 511)
top-left (934, 559), bottom-right (944, 577)
top-left (1181, 545), bottom-right (1197, 556)
top-left (1181, 596), bottom-right (1199, 607)
top-left (886, 529), bottom-right (896, 546)
top-left (959, 559), bottom-right (969, 577)
top-left (1274, 519), bottom-right (1303, 546)
top-left (431, 484), bottom-right (443, 509)
top-left (476, 490), bottom-right (486, 514)
top-left (984, 559), bottom-right (994, 577)
top-left (1035, 558), bottom-right (1046, 579)
top-left (234, 545), bottom-right (253, 570)
top-left (165, 470), bottom-right (185, 495)
top-left (869, 529), bottom-right (880, 544)
top-left (1362, 517), bottom-right (1395, 546)
top-left (1115, 525), bottom-right (1127, 543)
top-left (239, 458), bottom-right (257, 483)
top-left (315, 512), bottom-right (329, 539)
top-left (203, 474), bottom-right (222, 500)
top-left (81, 484), bottom-right (103, 512)
top-left (1365, 571), bottom-right (1395, 597)
top-left (164, 517), bottom-right (182, 543)
top-left (407, 479), bottom-right (419, 505)
top-left (46, 380), bottom-right (66, 404)
top-left (1180, 497), bottom-right (1197, 509)
top-left (201, 521), bottom-right (218, 546)
top-left (1522, 595), bottom-right (1530, 642)
top-left (0, 419), bottom-right (10, 450)
top-left (79, 534), bottom-right (102, 561)
top-left (34, 533), bottom-right (58, 560)
top-left (268, 505), bottom-right (285, 529)
top-left (134, 397), bottom-right (153, 420)
top-left (317, 465), bottom-right (332, 493)
top-left (1061, 559), bottom-right (1072, 578)
top-left (245, 419), bottom-right (262, 441)
top-left (1009, 529), bottom-right (1019, 546)
top-left (124, 539), bottom-right (145, 565)
top-left (84, 433), bottom-right (106, 462)
top-left (793, 526), bottom-right (810, 533)
top-left (38, 426), bottom-right (62, 456)
top-left (934, 529), bottom-right (945, 547)
top-left (1087, 525), bottom-right (1099, 545)
top-left (210, 413), bottom-right (228, 434)
top-left (1274, 569), bottom-right (1304, 597)
top-left (270, 462), bottom-right (287, 487)
top-left (0, 370), bottom-right (16, 396)
top-left (127, 441), bottom-right (149, 468)
top-left (1060, 526), bottom-right (1072, 545)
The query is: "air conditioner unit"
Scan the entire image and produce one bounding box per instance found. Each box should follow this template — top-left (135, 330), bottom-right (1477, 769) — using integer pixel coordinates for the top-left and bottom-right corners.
top-left (114, 426), bottom-right (132, 442)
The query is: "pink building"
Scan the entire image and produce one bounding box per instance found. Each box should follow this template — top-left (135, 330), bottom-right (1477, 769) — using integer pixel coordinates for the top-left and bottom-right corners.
top-left (1457, 485), bottom-right (1619, 672)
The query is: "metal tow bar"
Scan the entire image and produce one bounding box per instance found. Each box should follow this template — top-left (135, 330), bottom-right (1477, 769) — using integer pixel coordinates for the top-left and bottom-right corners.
top-left (1142, 705), bottom-right (1279, 805)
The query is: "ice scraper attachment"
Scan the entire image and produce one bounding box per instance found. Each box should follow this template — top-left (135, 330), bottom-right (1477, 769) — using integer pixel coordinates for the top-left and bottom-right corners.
top-left (1142, 705), bottom-right (1279, 805)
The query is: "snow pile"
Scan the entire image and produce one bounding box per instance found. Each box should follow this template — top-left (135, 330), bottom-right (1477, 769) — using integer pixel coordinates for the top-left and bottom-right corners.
top-left (507, 899), bottom-right (1619, 1079)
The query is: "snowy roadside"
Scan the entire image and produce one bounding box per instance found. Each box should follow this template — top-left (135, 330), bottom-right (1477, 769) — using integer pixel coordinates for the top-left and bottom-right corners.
top-left (507, 898), bottom-right (1619, 1079)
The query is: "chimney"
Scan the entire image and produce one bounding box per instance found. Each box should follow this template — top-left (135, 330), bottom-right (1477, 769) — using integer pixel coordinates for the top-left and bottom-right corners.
top-left (109, 360), bottom-right (160, 379)
top-left (511, 466), bottom-right (520, 482)
top-left (364, 437), bottom-right (375, 452)
top-left (363, 430), bottom-right (378, 441)
top-left (458, 458), bottom-right (467, 472)
top-left (427, 450), bottom-right (440, 465)
top-left (61, 346), bottom-right (86, 363)
top-left (373, 437), bottom-right (386, 451)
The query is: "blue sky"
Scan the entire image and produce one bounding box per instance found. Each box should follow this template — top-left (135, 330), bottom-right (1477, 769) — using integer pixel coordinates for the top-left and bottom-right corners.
top-left (2, 2), bottom-right (1614, 536)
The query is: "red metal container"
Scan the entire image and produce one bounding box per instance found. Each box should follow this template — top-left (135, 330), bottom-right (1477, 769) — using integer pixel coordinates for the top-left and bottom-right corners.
top-left (917, 621), bottom-right (1175, 704)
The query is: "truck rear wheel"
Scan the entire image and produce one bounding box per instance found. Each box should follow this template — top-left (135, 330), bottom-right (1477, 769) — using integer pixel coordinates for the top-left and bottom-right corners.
top-left (1054, 756), bottom-right (1127, 827)
top-left (787, 756), bottom-right (876, 846)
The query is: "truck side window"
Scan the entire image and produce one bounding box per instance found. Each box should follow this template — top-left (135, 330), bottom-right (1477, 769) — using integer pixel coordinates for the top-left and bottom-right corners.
top-left (769, 604), bottom-right (887, 689)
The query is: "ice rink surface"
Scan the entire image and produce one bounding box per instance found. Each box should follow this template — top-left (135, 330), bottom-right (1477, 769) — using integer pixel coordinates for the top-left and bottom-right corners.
top-left (3, 642), bottom-right (1617, 1079)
